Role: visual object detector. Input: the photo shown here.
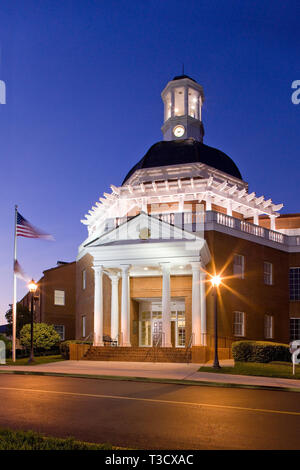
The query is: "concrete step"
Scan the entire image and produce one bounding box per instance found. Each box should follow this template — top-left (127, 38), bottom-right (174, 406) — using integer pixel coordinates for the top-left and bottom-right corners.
top-left (83, 346), bottom-right (191, 363)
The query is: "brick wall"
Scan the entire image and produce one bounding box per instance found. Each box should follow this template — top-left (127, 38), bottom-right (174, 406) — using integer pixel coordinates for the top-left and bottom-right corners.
top-left (205, 231), bottom-right (290, 343)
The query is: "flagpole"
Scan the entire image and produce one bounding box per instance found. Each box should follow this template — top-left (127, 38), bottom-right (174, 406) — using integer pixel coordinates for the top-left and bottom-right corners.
top-left (12, 205), bottom-right (18, 363)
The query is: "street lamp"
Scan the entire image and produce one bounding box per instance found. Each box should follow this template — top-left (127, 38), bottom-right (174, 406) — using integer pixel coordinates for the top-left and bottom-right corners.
top-left (211, 275), bottom-right (222, 369)
top-left (28, 279), bottom-right (37, 364)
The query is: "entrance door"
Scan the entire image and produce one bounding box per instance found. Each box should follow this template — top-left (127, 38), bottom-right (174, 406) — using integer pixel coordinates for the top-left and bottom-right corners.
top-left (140, 312), bottom-right (151, 346)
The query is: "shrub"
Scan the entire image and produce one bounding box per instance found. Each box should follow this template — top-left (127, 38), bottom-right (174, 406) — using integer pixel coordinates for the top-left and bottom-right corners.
top-left (60, 340), bottom-right (92, 360)
top-left (20, 323), bottom-right (61, 351)
top-left (0, 334), bottom-right (11, 352)
top-left (232, 340), bottom-right (291, 363)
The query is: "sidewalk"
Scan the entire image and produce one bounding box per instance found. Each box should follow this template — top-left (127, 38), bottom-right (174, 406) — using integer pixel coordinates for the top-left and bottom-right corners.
top-left (0, 360), bottom-right (299, 391)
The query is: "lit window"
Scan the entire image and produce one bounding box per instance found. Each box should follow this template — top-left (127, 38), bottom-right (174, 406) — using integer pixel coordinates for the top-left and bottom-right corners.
top-left (82, 315), bottom-right (86, 338)
top-left (82, 269), bottom-right (86, 290)
top-left (289, 268), bottom-right (300, 300)
top-left (290, 318), bottom-right (300, 341)
top-left (264, 262), bottom-right (273, 285)
top-left (264, 315), bottom-right (274, 339)
top-left (54, 290), bottom-right (65, 306)
top-left (174, 87), bottom-right (185, 116)
top-left (188, 88), bottom-right (199, 119)
top-left (54, 325), bottom-right (65, 340)
top-left (233, 254), bottom-right (245, 279)
top-left (234, 311), bottom-right (245, 336)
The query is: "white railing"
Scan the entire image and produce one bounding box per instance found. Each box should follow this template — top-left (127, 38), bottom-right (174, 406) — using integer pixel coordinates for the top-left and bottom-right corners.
top-left (217, 212), bottom-right (235, 229)
top-left (102, 210), bottom-right (300, 248)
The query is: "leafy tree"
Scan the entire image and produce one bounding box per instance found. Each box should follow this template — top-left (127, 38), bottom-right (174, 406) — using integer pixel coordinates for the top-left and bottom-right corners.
top-left (20, 323), bottom-right (61, 351)
top-left (5, 303), bottom-right (31, 338)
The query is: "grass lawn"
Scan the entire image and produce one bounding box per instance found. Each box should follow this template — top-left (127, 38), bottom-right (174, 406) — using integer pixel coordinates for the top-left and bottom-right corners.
top-left (199, 361), bottom-right (300, 380)
top-left (5, 355), bottom-right (64, 366)
top-left (0, 428), bottom-right (123, 450)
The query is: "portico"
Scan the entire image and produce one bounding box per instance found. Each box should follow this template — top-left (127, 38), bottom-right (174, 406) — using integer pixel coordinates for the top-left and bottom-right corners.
top-left (86, 212), bottom-right (210, 348)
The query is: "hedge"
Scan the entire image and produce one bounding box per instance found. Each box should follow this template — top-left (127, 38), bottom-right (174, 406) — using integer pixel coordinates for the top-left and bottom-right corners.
top-left (60, 340), bottom-right (92, 359)
top-left (232, 340), bottom-right (291, 363)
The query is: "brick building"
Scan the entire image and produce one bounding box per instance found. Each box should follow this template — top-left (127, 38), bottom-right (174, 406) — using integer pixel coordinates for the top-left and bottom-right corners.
top-left (20, 261), bottom-right (76, 340)
top-left (75, 74), bottom-right (300, 361)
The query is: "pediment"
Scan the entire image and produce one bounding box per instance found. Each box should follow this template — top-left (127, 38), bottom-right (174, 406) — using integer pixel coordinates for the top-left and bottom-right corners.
top-left (87, 212), bottom-right (201, 247)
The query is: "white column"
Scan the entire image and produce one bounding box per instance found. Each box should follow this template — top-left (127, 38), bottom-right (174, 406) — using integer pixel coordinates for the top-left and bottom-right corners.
top-left (200, 271), bottom-right (207, 345)
top-left (161, 263), bottom-right (172, 347)
top-left (121, 265), bottom-right (131, 346)
top-left (253, 211), bottom-right (259, 226)
top-left (110, 274), bottom-right (119, 342)
top-left (171, 89), bottom-right (175, 117)
top-left (191, 262), bottom-right (201, 346)
top-left (199, 94), bottom-right (202, 121)
top-left (184, 85), bottom-right (188, 115)
top-left (141, 197), bottom-right (147, 213)
top-left (178, 195), bottom-right (184, 213)
top-left (93, 265), bottom-right (104, 346)
top-left (206, 195), bottom-right (212, 211)
top-left (270, 215), bottom-right (276, 231)
top-left (227, 200), bottom-right (232, 217)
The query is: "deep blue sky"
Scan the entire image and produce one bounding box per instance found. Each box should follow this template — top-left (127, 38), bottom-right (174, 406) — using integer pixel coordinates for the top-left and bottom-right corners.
top-left (0, 0), bottom-right (299, 322)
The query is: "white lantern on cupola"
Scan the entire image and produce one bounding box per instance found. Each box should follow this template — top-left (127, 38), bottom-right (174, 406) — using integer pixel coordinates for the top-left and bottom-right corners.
top-left (161, 74), bottom-right (205, 142)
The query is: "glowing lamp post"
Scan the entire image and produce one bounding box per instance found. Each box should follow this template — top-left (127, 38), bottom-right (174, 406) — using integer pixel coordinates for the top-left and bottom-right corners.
top-left (28, 279), bottom-right (38, 364)
top-left (211, 275), bottom-right (221, 369)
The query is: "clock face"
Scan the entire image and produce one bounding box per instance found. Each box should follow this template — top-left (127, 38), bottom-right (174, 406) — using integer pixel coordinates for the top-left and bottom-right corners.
top-left (173, 125), bottom-right (185, 138)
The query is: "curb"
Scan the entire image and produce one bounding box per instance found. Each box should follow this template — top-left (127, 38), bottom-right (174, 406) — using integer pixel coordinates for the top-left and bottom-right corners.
top-left (0, 369), bottom-right (299, 393)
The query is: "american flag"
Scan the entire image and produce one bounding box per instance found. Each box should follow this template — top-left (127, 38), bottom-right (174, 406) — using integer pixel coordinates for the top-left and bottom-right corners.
top-left (13, 260), bottom-right (30, 282)
top-left (16, 211), bottom-right (53, 239)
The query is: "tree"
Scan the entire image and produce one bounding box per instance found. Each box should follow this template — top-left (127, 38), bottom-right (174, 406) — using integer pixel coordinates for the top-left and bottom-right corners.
top-left (20, 323), bottom-right (61, 351)
top-left (5, 303), bottom-right (31, 338)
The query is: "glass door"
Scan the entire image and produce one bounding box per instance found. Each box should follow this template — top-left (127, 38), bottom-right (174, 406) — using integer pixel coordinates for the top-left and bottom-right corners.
top-left (140, 311), bottom-right (151, 346)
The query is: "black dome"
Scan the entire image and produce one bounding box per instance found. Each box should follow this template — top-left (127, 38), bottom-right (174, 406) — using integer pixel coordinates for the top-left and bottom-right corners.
top-left (122, 138), bottom-right (242, 184)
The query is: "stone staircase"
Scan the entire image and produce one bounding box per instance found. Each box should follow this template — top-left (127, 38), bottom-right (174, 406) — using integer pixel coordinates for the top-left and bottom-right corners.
top-left (83, 346), bottom-right (192, 363)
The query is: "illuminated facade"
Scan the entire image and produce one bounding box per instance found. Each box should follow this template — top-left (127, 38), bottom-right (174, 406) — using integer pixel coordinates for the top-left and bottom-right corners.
top-left (76, 75), bottom-right (300, 360)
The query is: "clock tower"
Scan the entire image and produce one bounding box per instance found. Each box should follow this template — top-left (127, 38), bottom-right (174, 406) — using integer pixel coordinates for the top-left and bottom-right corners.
top-left (161, 75), bottom-right (205, 142)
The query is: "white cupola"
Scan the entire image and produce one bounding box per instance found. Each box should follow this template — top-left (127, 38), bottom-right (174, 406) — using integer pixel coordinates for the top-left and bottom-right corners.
top-left (161, 75), bottom-right (205, 142)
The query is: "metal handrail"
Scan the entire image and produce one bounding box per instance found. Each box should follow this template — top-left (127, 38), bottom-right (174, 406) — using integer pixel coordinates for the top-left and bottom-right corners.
top-left (143, 332), bottom-right (165, 363)
top-left (185, 333), bottom-right (194, 364)
top-left (83, 332), bottom-right (94, 343)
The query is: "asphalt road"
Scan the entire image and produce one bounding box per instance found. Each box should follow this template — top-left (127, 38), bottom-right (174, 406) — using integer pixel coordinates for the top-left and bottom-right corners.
top-left (0, 374), bottom-right (299, 449)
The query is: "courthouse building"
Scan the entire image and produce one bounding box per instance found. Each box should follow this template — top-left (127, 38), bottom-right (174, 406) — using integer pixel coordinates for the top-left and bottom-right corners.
top-left (76, 74), bottom-right (300, 361)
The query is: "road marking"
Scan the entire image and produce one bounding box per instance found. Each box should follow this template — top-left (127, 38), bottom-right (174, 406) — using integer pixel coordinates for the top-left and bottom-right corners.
top-left (0, 386), bottom-right (299, 417)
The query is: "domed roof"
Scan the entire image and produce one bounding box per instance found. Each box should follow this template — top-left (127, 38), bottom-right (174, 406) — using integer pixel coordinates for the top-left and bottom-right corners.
top-left (122, 138), bottom-right (242, 184)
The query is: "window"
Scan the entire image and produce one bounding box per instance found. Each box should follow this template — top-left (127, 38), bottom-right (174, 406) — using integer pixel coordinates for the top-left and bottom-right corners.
top-left (264, 315), bottom-right (274, 339)
top-left (289, 268), bottom-right (300, 300)
top-left (188, 88), bottom-right (199, 119)
top-left (54, 325), bottom-right (65, 341)
top-left (290, 318), bottom-right (300, 341)
top-left (234, 311), bottom-right (245, 336)
top-left (264, 262), bottom-right (273, 285)
top-left (233, 254), bottom-right (245, 279)
top-left (82, 269), bottom-right (86, 290)
top-left (174, 87), bottom-right (185, 116)
top-left (82, 315), bottom-right (86, 338)
top-left (54, 290), bottom-right (65, 306)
